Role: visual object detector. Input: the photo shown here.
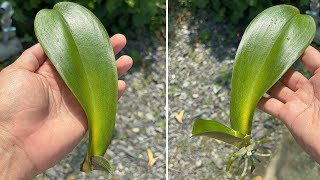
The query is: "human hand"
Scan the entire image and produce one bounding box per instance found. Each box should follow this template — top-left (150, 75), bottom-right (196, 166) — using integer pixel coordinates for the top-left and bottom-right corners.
top-left (258, 46), bottom-right (320, 164)
top-left (0, 34), bottom-right (132, 179)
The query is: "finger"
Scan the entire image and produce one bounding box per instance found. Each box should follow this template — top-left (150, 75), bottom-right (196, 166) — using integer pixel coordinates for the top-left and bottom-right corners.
top-left (12, 43), bottom-right (47, 72)
top-left (258, 97), bottom-right (283, 119)
top-left (118, 80), bottom-right (126, 98)
top-left (280, 68), bottom-right (308, 91)
top-left (111, 34), bottom-right (126, 55)
top-left (116, 55), bottom-right (133, 77)
top-left (301, 46), bottom-right (320, 74)
top-left (267, 82), bottom-right (295, 103)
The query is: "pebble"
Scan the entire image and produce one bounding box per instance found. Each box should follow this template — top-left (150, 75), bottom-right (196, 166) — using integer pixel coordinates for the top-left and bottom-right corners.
top-left (212, 155), bottom-right (224, 169)
top-left (132, 128), bottom-right (140, 133)
top-left (46, 168), bottom-right (58, 177)
top-left (146, 112), bottom-right (155, 121)
top-left (192, 94), bottom-right (199, 98)
top-left (195, 160), bottom-right (202, 168)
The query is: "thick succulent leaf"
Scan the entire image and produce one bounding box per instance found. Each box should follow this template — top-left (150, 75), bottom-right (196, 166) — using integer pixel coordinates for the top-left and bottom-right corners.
top-left (34, 2), bottom-right (117, 172)
top-left (192, 119), bottom-right (250, 148)
top-left (230, 5), bottom-right (316, 135)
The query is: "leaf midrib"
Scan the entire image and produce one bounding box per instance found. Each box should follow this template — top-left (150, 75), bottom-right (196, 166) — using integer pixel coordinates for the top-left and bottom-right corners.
top-left (53, 7), bottom-right (95, 117)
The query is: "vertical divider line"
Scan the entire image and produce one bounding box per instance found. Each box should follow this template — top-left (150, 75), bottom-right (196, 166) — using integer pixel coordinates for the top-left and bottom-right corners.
top-left (165, 0), bottom-right (169, 179)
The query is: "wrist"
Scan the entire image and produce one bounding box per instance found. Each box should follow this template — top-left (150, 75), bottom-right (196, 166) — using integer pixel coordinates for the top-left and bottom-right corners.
top-left (0, 126), bottom-right (37, 179)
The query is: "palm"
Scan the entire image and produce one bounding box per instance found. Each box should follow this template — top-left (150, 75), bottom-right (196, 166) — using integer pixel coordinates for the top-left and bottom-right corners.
top-left (259, 46), bottom-right (320, 163)
top-left (0, 34), bottom-right (132, 174)
top-left (282, 72), bottom-right (320, 152)
top-left (0, 61), bottom-right (87, 171)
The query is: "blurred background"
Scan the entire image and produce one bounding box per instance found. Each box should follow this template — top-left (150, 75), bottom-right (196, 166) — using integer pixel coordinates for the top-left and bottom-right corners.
top-left (0, 0), bottom-right (165, 179)
top-left (169, 0), bottom-right (320, 180)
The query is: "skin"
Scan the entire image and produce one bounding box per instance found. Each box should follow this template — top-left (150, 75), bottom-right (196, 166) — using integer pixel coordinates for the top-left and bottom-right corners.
top-left (0, 34), bottom-right (132, 179)
top-left (258, 46), bottom-right (320, 164)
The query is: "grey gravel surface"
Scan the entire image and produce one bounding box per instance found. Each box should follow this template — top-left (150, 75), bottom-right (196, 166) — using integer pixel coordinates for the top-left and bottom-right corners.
top-left (34, 32), bottom-right (166, 180)
top-left (168, 11), bottom-right (285, 180)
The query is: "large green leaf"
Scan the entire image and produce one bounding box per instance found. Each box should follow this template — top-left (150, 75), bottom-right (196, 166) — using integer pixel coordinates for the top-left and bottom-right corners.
top-left (192, 119), bottom-right (250, 148)
top-left (192, 5), bottom-right (315, 147)
top-left (34, 2), bottom-right (117, 173)
top-left (230, 5), bottom-right (315, 135)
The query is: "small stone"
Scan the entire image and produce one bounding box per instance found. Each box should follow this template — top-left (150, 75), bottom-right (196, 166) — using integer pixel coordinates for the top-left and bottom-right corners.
top-left (180, 92), bottom-right (187, 100)
top-left (117, 163), bottom-right (124, 170)
top-left (132, 128), bottom-right (140, 133)
top-left (46, 168), bottom-right (58, 177)
top-left (192, 94), bottom-right (199, 98)
top-left (63, 163), bottom-right (70, 169)
top-left (211, 153), bottom-right (224, 169)
top-left (146, 113), bottom-right (155, 120)
top-left (137, 111), bottom-right (143, 117)
top-left (146, 127), bottom-right (156, 136)
top-left (182, 81), bottom-right (190, 87)
top-left (88, 171), bottom-right (100, 179)
top-left (195, 160), bottom-right (202, 168)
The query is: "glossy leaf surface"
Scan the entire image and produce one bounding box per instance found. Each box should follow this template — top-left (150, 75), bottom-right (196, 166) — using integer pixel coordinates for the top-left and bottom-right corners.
top-left (230, 5), bottom-right (315, 135)
top-left (34, 2), bottom-right (117, 173)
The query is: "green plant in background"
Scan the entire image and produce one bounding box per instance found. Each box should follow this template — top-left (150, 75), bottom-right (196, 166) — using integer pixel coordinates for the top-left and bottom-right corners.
top-left (198, 28), bottom-right (211, 41)
top-left (192, 5), bottom-right (316, 178)
top-left (175, 0), bottom-right (309, 25)
top-left (35, 2), bottom-right (118, 173)
top-left (3, 0), bottom-right (165, 45)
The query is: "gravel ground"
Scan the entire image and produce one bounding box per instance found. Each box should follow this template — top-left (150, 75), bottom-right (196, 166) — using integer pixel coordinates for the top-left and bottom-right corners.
top-left (168, 10), bottom-right (285, 180)
top-left (34, 32), bottom-right (166, 179)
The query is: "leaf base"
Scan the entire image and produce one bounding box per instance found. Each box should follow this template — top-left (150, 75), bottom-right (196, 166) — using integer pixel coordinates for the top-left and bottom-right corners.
top-left (80, 155), bottom-right (114, 174)
top-left (192, 118), bottom-right (251, 148)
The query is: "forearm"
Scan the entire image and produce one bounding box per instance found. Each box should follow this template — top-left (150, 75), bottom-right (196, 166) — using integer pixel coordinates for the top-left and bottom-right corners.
top-left (0, 128), bottom-right (36, 179)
